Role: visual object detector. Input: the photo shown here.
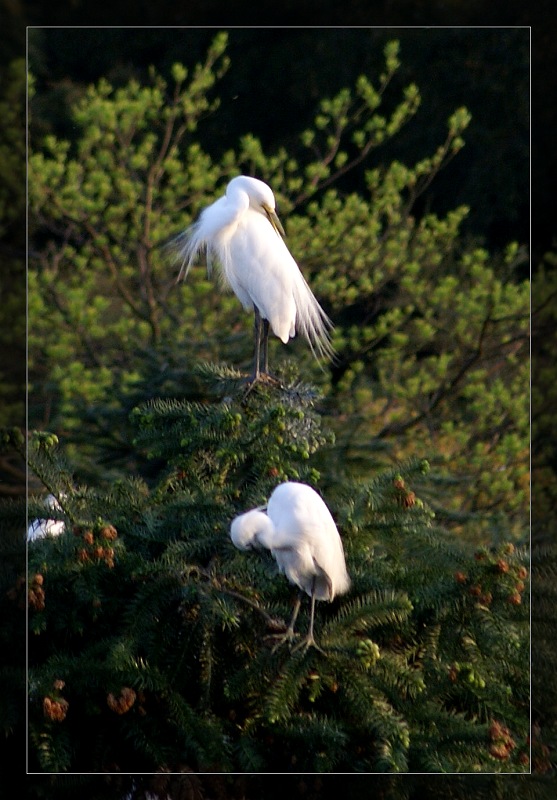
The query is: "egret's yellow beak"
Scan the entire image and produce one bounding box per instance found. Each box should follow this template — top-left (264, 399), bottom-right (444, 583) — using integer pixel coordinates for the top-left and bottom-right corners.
top-left (263, 204), bottom-right (286, 238)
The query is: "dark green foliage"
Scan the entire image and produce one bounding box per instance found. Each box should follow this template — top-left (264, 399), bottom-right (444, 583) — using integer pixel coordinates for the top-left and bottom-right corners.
top-left (0, 59), bottom-right (26, 433)
top-left (16, 363), bottom-right (530, 774)
top-left (27, 35), bottom-right (529, 543)
top-left (11, 27), bottom-right (544, 792)
top-left (530, 256), bottom-right (557, 780)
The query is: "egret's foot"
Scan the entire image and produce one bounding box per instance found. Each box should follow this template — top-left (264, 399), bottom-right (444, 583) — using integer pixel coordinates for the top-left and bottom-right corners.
top-left (264, 628), bottom-right (297, 653)
top-left (291, 635), bottom-right (325, 655)
top-left (261, 372), bottom-right (283, 387)
top-left (242, 372), bottom-right (284, 397)
top-left (265, 630), bottom-right (324, 656)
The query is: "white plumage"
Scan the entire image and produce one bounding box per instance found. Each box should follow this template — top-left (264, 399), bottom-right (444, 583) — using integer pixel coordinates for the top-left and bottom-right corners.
top-left (27, 494), bottom-right (66, 541)
top-left (174, 175), bottom-right (334, 378)
top-left (230, 481), bottom-right (350, 650)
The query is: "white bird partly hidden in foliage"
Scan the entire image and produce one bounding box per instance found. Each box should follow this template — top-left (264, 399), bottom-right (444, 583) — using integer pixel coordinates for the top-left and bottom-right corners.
top-left (27, 493), bottom-right (66, 541)
top-left (230, 481), bottom-right (350, 651)
top-left (173, 175), bottom-right (334, 380)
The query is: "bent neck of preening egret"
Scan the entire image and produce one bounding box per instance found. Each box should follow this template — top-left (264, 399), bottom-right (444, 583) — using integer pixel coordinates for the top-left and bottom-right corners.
top-left (226, 177), bottom-right (285, 236)
top-left (230, 509), bottom-right (275, 551)
top-left (226, 176), bottom-right (274, 211)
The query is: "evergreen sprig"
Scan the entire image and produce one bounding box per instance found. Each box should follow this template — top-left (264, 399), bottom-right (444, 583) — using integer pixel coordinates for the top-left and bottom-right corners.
top-left (19, 359), bottom-right (531, 773)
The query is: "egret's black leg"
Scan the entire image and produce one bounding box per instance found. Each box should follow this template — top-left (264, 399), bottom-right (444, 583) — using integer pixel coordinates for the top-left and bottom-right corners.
top-left (292, 577), bottom-right (324, 653)
top-left (270, 590), bottom-right (303, 652)
top-left (286, 591), bottom-right (303, 637)
top-left (246, 310), bottom-right (281, 392)
top-left (262, 318), bottom-right (270, 376)
top-left (307, 593), bottom-right (317, 644)
top-left (252, 308), bottom-right (263, 381)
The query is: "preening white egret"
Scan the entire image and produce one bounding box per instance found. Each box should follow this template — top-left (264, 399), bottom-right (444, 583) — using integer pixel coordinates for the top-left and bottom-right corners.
top-left (173, 175), bottom-right (334, 380)
top-left (27, 494), bottom-right (66, 541)
top-left (230, 481), bottom-right (350, 650)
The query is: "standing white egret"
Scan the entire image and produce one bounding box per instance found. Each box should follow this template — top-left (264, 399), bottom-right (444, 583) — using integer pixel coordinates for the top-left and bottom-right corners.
top-left (173, 175), bottom-right (334, 380)
top-left (230, 481), bottom-right (350, 651)
top-left (27, 493), bottom-right (66, 541)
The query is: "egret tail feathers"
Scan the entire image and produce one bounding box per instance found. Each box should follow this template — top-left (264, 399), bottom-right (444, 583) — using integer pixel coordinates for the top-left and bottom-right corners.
top-left (292, 272), bottom-right (335, 363)
top-left (171, 222), bottom-right (213, 283)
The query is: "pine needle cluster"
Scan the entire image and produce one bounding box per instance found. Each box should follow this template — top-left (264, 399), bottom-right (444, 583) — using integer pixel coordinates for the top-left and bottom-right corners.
top-left (5, 362), bottom-right (530, 774)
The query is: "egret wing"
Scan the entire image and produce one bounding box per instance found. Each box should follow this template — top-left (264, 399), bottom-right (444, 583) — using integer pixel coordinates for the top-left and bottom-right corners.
top-left (268, 483), bottom-right (350, 599)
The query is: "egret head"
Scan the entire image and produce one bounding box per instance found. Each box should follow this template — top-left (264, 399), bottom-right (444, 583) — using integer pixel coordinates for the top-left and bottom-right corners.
top-left (227, 176), bottom-right (285, 237)
top-left (230, 508), bottom-right (274, 551)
